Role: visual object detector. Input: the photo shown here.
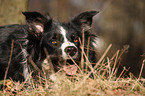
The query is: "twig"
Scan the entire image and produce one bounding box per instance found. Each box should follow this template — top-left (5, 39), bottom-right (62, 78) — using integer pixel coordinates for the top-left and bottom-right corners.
top-left (116, 66), bottom-right (130, 81)
top-left (138, 59), bottom-right (145, 80)
top-left (29, 57), bottom-right (44, 77)
top-left (43, 47), bottom-right (55, 73)
top-left (116, 66), bottom-right (126, 81)
top-left (80, 29), bottom-right (85, 71)
top-left (94, 44), bottom-right (112, 70)
top-left (131, 60), bottom-right (145, 91)
top-left (3, 40), bottom-right (14, 89)
top-left (111, 50), bottom-right (120, 76)
top-left (113, 45), bottom-right (129, 75)
top-left (68, 55), bottom-right (83, 74)
top-left (86, 37), bottom-right (90, 72)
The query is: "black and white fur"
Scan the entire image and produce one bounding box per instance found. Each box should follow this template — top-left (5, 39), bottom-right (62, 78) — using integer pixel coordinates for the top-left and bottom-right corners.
top-left (0, 11), bottom-right (102, 82)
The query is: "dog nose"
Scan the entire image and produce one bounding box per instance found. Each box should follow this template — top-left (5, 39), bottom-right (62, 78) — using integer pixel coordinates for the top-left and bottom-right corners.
top-left (65, 46), bottom-right (77, 56)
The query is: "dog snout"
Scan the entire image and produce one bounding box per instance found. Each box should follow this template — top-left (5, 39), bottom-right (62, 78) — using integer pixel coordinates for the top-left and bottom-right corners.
top-left (65, 46), bottom-right (77, 56)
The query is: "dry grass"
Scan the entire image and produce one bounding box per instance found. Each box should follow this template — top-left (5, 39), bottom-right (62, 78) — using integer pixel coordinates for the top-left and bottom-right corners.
top-left (0, 44), bottom-right (145, 96)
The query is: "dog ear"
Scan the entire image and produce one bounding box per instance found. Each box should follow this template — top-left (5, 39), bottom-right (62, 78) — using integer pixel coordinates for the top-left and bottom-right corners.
top-left (22, 12), bottom-right (52, 37)
top-left (71, 11), bottom-right (99, 31)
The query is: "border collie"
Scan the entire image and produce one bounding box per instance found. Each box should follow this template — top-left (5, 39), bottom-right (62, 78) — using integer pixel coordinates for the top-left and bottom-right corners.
top-left (0, 11), bottom-right (102, 82)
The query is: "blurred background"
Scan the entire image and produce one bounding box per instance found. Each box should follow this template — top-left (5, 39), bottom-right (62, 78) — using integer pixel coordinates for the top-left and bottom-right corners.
top-left (0, 0), bottom-right (145, 77)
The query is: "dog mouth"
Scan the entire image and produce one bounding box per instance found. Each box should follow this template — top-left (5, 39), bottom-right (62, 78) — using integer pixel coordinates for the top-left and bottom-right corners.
top-left (43, 56), bottom-right (79, 76)
top-left (55, 60), bottom-right (78, 75)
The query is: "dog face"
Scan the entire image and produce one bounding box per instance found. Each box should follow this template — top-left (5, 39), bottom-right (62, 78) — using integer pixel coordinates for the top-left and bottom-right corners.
top-left (23, 11), bottom-right (99, 72)
top-left (40, 24), bottom-right (80, 60)
top-left (23, 11), bottom-right (98, 57)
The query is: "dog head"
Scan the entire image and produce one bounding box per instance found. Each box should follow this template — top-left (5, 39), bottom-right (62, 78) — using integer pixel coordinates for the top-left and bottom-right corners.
top-left (22, 11), bottom-right (99, 73)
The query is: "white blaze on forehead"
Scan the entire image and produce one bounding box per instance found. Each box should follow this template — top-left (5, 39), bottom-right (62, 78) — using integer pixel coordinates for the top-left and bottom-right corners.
top-left (59, 26), bottom-right (78, 59)
top-left (59, 26), bottom-right (68, 43)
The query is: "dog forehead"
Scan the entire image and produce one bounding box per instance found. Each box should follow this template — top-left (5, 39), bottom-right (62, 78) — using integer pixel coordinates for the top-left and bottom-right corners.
top-left (59, 26), bottom-right (67, 36)
top-left (58, 26), bottom-right (70, 43)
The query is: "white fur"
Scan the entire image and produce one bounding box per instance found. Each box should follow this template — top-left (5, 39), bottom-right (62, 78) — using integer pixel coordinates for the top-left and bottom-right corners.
top-left (21, 48), bottom-right (29, 80)
top-left (92, 37), bottom-right (104, 51)
top-left (59, 26), bottom-right (78, 59)
top-left (35, 25), bottom-right (43, 33)
top-left (23, 62), bottom-right (29, 80)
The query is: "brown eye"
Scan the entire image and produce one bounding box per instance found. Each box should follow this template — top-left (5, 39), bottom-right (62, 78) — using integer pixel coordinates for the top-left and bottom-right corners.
top-left (74, 39), bottom-right (78, 43)
top-left (51, 40), bottom-right (57, 44)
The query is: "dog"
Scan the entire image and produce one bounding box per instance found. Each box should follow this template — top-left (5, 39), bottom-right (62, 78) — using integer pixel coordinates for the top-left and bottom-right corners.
top-left (0, 11), bottom-right (102, 82)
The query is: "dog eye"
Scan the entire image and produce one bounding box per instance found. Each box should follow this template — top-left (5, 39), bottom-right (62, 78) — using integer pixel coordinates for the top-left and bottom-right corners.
top-left (74, 39), bottom-right (78, 43)
top-left (51, 40), bottom-right (57, 44)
